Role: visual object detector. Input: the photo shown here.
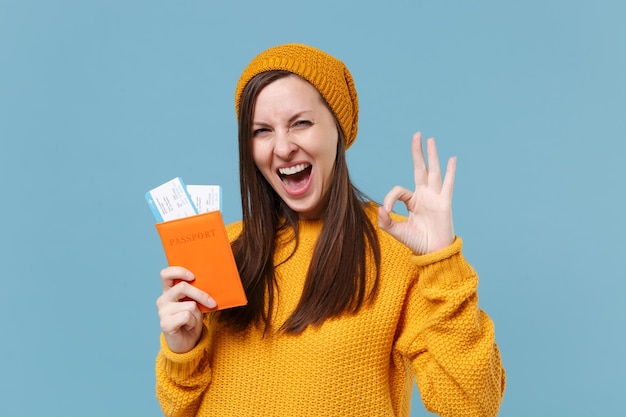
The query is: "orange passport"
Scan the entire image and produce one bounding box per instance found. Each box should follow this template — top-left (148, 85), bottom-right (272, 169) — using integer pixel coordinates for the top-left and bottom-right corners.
top-left (155, 211), bottom-right (247, 312)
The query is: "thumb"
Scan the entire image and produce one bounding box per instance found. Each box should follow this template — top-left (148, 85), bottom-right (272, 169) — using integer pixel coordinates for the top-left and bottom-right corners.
top-left (377, 206), bottom-right (394, 232)
top-left (378, 206), bottom-right (407, 246)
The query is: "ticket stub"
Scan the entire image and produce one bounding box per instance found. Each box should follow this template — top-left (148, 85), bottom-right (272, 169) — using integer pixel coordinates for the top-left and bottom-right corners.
top-left (145, 177), bottom-right (198, 222)
top-left (186, 185), bottom-right (222, 213)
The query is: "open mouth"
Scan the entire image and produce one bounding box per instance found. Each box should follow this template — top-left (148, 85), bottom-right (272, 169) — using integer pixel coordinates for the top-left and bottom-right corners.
top-left (278, 163), bottom-right (312, 190)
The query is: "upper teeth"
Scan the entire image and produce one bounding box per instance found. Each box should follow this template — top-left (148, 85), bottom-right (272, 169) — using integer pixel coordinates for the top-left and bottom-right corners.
top-left (279, 163), bottom-right (310, 176)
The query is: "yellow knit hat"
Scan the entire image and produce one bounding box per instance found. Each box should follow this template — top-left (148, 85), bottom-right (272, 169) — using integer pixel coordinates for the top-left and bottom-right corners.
top-left (235, 43), bottom-right (358, 149)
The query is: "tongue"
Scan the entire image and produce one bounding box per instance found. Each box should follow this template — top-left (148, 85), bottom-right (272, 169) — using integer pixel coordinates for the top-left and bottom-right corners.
top-left (283, 167), bottom-right (311, 190)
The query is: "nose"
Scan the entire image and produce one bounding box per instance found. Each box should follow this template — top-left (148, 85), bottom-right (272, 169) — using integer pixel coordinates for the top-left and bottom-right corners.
top-left (273, 130), bottom-right (298, 159)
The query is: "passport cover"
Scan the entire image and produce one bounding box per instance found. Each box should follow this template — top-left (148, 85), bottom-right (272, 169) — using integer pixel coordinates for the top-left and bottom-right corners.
top-left (155, 211), bottom-right (247, 312)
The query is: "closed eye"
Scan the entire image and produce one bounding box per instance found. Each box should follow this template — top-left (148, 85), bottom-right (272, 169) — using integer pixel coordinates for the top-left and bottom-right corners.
top-left (292, 120), bottom-right (312, 128)
top-left (252, 128), bottom-right (271, 137)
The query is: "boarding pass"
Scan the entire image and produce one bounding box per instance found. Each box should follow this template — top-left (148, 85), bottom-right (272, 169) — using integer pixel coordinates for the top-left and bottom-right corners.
top-left (146, 177), bottom-right (222, 222)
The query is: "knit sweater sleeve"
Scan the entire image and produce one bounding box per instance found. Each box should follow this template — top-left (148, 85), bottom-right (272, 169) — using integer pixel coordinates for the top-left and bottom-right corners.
top-left (395, 237), bottom-right (506, 417)
top-left (155, 315), bottom-right (214, 416)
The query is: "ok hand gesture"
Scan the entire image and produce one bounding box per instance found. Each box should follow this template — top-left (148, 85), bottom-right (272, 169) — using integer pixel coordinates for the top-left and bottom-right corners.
top-left (378, 132), bottom-right (456, 255)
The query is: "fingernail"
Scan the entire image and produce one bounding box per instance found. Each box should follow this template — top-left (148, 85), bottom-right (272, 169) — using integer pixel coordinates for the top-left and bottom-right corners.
top-left (207, 297), bottom-right (217, 309)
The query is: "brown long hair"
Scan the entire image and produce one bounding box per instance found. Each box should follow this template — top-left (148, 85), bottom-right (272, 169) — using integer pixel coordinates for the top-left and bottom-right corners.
top-left (218, 71), bottom-right (381, 334)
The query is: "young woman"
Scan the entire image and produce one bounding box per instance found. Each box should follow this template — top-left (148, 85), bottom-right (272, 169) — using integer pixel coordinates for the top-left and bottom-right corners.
top-left (155, 43), bottom-right (505, 416)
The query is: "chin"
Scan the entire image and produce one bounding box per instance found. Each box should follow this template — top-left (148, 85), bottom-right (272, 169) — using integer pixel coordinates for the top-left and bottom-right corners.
top-left (286, 202), bottom-right (322, 220)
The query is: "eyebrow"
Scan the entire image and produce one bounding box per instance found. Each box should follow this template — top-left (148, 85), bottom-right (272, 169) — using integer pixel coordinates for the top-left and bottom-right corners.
top-left (253, 111), bottom-right (314, 127)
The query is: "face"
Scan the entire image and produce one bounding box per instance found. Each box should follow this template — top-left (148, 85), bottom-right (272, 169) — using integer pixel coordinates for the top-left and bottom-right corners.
top-left (251, 75), bottom-right (339, 220)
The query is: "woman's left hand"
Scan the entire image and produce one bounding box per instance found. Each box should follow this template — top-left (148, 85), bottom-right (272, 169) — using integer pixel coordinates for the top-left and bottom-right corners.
top-left (378, 132), bottom-right (456, 255)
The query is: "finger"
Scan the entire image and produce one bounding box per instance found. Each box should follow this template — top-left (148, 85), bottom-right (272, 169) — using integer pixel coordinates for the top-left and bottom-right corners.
top-left (377, 205), bottom-right (393, 230)
top-left (182, 310), bottom-right (200, 332)
top-left (159, 280), bottom-right (217, 309)
top-left (161, 266), bottom-right (194, 291)
top-left (160, 305), bottom-right (201, 334)
top-left (441, 156), bottom-right (457, 200)
top-left (377, 204), bottom-right (405, 242)
top-left (157, 296), bottom-right (198, 319)
top-left (382, 185), bottom-right (413, 213)
top-left (157, 297), bottom-right (203, 330)
top-left (412, 132), bottom-right (427, 187)
top-left (426, 137), bottom-right (442, 191)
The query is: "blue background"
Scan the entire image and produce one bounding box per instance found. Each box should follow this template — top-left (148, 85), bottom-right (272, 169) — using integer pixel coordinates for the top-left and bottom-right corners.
top-left (1, 1), bottom-right (624, 415)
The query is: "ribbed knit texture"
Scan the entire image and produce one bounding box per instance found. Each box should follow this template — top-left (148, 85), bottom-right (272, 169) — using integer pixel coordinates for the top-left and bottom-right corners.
top-left (234, 43), bottom-right (359, 149)
top-left (156, 205), bottom-right (505, 416)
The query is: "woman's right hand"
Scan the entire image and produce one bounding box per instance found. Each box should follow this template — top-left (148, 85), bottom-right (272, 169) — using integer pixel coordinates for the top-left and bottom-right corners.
top-left (156, 266), bottom-right (217, 354)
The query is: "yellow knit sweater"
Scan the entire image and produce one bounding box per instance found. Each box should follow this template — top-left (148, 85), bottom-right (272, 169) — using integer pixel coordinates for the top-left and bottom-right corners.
top-left (155, 208), bottom-right (505, 416)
